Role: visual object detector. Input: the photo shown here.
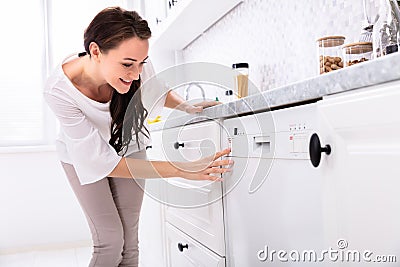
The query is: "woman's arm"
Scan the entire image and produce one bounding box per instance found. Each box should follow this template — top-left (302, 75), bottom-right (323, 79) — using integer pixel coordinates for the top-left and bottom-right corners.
top-left (108, 148), bottom-right (232, 181)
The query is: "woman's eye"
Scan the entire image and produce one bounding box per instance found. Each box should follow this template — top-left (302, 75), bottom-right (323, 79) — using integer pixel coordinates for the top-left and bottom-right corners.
top-left (122, 63), bottom-right (132, 68)
top-left (140, 61), bottom-right (147, 65)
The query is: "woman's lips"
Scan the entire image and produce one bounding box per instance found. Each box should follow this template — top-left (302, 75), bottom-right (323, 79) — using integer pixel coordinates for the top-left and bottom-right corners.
top-left (120, 78), bottom-right (133, 86)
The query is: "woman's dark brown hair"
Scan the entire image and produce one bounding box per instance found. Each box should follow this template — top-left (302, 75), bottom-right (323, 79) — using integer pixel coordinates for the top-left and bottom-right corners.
top-left (83, 7), bottom-right (152, 155)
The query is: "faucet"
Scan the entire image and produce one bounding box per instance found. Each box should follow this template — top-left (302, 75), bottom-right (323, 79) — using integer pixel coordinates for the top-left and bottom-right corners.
top-left (183, 83), bottom-right (206, 101)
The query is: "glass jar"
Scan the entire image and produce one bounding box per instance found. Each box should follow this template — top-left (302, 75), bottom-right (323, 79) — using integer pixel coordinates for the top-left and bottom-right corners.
top-left (232, 63), bottom-right (249, 98)
top-left (316, 36), bottom-right (345, 74)
top-left (342, 42), bottom-right (373, 67)
top-left (372, 0), bottom-right (400, 58)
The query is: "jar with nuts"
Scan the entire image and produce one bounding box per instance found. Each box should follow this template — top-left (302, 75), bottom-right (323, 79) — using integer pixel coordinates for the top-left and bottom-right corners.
top-left (317, 36), bottom-right (345, 74)
top-left (342, 42), bottom-right (373, 67)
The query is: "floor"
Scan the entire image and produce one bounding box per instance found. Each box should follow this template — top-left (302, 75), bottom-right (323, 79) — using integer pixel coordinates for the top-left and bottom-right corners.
top-left (0, 246), bottom-right (92, 267)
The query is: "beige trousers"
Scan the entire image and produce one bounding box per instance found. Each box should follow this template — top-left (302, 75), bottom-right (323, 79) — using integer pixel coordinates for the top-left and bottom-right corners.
top-left (61, 152), bottom-right (146, 267)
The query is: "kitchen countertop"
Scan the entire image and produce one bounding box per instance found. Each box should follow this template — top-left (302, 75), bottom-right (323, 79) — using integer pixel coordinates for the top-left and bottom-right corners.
top-left (150, 53), bottom-right (400, 131)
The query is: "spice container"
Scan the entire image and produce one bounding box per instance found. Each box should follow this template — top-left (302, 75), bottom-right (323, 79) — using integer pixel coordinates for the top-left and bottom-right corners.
top-left (316, 36), bottom-right (345, 74)
top-left (232, 63), bottom-right (249, 98)
top-left (342, 42), bottom-right (373, 67)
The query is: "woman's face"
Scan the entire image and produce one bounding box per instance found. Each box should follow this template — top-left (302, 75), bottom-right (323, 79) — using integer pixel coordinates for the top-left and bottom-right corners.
top-left (99, 37), bottom-right (149, 94)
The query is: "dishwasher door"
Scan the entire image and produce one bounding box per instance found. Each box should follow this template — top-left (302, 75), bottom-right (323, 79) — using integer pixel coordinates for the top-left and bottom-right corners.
top-left (222, 103), bottom-right (325, 266)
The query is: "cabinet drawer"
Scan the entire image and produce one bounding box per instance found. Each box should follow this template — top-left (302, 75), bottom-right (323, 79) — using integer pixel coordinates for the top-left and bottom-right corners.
top-left (165, 181), bottom-right (225, 256)
top-left (166, 222), bottom-right (225, 267)
top-left (148, 121), bottom-right (225, 255)
top-left (161, 121), bottom-right (225, 256)
top-left (162, 120), bottom-right (221, 162)
top-left (149, 121), bottom-right (221, 161)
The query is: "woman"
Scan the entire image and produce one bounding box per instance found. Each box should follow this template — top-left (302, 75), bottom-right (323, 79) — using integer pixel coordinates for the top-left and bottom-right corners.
top-left (44, 7), bottom-right (231, 267)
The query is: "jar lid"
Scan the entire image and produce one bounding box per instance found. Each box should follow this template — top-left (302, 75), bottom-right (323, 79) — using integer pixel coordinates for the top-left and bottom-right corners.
top-left (386, 44), bottom-right (399, 54)
top-left (316, 35), bottom-right (346, 41)
top-left (343, 42), bottom-right (373, 54)
top-left (317, 35), bottom-right (345, 47)
top-left (232, 63), bottom-right (249, 69)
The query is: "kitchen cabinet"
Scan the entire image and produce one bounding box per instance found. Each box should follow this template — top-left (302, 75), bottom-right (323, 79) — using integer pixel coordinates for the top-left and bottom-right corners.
top-left (315, 81), bottom-right (400, 265)
top-left (139, 130), bottom-right (167, 267)
top-left (144, 120), bottom-right (226, 267)
top-left (142, 0), bottom-right (167, 32)
top-left (161, 120), bottom-right (226, 259)
top-left (138, 183), bottom-right (166, 267)
top-left (144, 75), bottom-right (400, 266)
top-left (165, 222), bottom-right (225, 267)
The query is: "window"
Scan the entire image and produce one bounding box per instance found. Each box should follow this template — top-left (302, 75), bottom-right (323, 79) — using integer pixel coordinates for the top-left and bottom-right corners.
top-left (0, 0), bottom-right (130, 147)
top-left (0, 1), bottom-right (47, 146)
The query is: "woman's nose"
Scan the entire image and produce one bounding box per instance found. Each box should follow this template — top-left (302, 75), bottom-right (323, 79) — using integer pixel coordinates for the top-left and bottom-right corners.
top-left (129, 66), bottom-right (141, 80)
top-left (127, 72), bottom-right (139, 81)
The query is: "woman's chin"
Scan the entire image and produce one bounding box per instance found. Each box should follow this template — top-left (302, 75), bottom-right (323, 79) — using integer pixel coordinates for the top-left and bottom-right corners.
top-left (114, 86), bottom-right (130, 94)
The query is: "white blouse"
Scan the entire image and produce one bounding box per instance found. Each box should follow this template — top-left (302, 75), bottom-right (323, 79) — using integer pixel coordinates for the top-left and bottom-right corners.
top-left (44, 53), bottom-right (168, 185)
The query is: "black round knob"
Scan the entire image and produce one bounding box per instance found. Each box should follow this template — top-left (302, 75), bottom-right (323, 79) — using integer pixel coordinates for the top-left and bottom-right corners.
top-left (309, 133), bottom-right (331, 168)
top-left (174, 142), bottom-right (184, 149)
top-left (178, 242), bottom-right (188, 252)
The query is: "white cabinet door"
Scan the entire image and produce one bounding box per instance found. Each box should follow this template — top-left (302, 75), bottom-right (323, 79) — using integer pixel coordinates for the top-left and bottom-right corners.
top-left (165, 222), bottom-right (226, 267)
top-left (139, 189), bottom-right (166, 267)
top-left (143, 0), bottom-right (167, 31)
top-left (139, 130), bottom-right (166, 267)
top-left (316, 82), bottom-right (400, 265)
top-left (147, 130), bottom-right (165, 161)
top-left (161, 120), bottom-right (226, 256)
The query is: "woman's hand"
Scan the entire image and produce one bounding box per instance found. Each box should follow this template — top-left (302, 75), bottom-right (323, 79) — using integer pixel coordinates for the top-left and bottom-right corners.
top-left (174, 148), bottom-right (233, 181)
top-left (185, 100), bottom-right (221, 114)
top-left (164, 90), bottom-right (221, 114)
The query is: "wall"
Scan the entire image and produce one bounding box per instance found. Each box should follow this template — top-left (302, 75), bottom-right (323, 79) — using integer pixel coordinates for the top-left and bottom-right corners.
top-left (0, 150), bottom-right (91, 253)
top-left (0, 1), bottom-right (135, 254)
top-left (182, 0), bottom-right (366, 93)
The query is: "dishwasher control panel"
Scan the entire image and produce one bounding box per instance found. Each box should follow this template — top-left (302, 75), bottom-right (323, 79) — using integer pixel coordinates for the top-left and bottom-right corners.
top-left (223, 102), bottom-right (318, 160)
top-left (288, 123), bottom-right (311, 154)
top-left (290, 133), bottom-right (308, 153)
top-left (273, 103), bottom-right (317, 159)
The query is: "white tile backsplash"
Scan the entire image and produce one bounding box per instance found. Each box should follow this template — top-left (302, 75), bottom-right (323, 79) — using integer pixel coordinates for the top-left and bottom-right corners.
top-left (182, 0), bottom-right (366, 93)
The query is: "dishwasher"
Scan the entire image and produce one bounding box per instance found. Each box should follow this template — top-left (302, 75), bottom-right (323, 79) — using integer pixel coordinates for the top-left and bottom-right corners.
top-left (222, 102), bottom-right (326, 266)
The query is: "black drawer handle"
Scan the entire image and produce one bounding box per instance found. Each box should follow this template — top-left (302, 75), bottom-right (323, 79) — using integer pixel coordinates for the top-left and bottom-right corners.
top-left (145, 145), bottom-right (152, 150)
top-left (178, 242), bottom-right (188, 252)
top-left (174, 142), bottom-right (184, 149)
top-left (309, 133), bottom-right (331, 168)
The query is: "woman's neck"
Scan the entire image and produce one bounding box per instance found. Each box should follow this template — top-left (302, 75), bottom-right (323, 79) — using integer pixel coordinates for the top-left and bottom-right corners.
top-left (64, 55), bottom-right (113, 103)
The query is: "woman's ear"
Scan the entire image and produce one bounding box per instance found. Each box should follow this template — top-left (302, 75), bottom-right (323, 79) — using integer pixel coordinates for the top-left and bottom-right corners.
top-left (89, 42), bottom-right (101, 61)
